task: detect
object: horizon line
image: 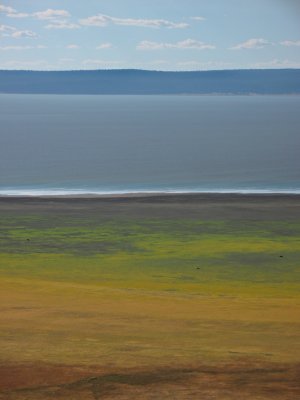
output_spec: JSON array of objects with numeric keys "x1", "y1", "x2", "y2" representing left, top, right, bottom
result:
[{"x1": 1, "y1": 67, "x2": 300, "y2": 73}]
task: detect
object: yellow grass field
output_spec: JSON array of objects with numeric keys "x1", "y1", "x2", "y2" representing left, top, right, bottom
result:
[{"x1": 0, "y1": 195, "x2": 299, "y2": 399}]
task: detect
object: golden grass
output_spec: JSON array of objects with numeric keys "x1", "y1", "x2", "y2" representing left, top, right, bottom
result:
[{"x1": 0, "y1": 202, "x2": 299, "y2": 399}]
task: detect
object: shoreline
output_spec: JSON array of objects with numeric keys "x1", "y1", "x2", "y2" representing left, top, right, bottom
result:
[
  {"x1": 1, "y1": 191, "x2": 300, "y2": 199},
  {"x1": 1, "y1": 192, "x2": 300, "y2": 205},
  {"x1": 2, "y1": 92, "x2": 300, "y2": 96}
]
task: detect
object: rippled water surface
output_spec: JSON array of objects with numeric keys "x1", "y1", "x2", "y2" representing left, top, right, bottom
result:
[{"x1": 0, "y1": 94, "x2": 299, "y2": 194}]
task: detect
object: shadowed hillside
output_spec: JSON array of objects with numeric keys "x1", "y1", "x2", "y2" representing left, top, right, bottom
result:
[{"x1": 0, "y1": 69, "x2": 300, "y2": 94}]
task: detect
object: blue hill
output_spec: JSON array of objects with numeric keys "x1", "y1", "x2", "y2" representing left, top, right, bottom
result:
[{"x1": 0, "y1": 69, "x2": 299, "y2": 94}]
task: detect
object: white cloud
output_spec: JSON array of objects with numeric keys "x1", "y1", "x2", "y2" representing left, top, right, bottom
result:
[
  {"x1": 0, "y1": 45, "x2": 45, "y2": 51},
  {"x1": 33, "y1": 9, "x2": 70, "y2": 20},
  {"x1": 112, "y1": 16, "x2": 188, "y2": 29},
  {"x1": 191, "y1": 16, "x2": 206, "y2": 21},
  {"x1": 80, "y1": 15, "x2": 107, "y2": 27},
  {"x1": 137, "y1": 41, "x2": 164, "y2": 50},
  {"x1": 96, "y1": 43, "x2": 113, "y2": 49},
  {"x1": 82, "y1": 59, "x2": 123, "y2": 69},
  {"x1": 66, "y1": 44, "x2": 80, "y2": 49},
  {"x1": 0, "y1": 25, "x2": 37, "y2": 39},
  {"x1": 11, "y1": 30, "x2": 37, "y2": 38},
  {"x1": 0, "y1": 3, "x2": 28, "y2": 17},
  {"x1": 80, "y1": 14, "x2": 188, "y2": 29},
  {"x1": 7, "y1": 12, "x2": 29, "y2": 18},
  {"x1": 251, "y1": 59, "x2": 300, "y2": 69},
  {"x1": 230, "y1": 38, "x2": 270, "y2": 50},
  {"x1": 1, "y1": 57, "x2": 121, "y2": 70},
  {"x1": 179, "y1": 59, "x2": 300, "y2": 70},
  {"x1": 127, "y1": 60, "x2": 169, "y2": 70},
  {"x1": 134, "y1": 59, "x2": 169, "y2": 69},
  {"x1": 0, "y1": 4, "x2": 16, "y2": 13},
  {"x1": 45, "y1": 20, "x2": 80, "y2": 29},
  {"x1": 137, "y1": 39, "x2": 215, "y2": 50},
  {"x1": 0, "y1": 45, "x2": 34, "y2": 51},
  {"x1": 280, "y1": 40, "x2": 300, "y2": 47},
  {"x1": 0, "y1": 59, "x2": 52, "y2": 70},
  {"x1": 177, "y1": 60, "x2": 234, "y2": 70},
  {"x1": 1, "y1": 5, "x2": 71, "y2": 21},
  {"x1": 1, "y1": 5, "x2": 75, "y2": 23},
  {"x1": 0, "y1": 24, "x2": 15, "y2": 32}
]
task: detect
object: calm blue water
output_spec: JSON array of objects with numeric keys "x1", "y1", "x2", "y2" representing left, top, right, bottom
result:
[{"x1": 0, "y1": 94, "x2": 299, "y2": 195}]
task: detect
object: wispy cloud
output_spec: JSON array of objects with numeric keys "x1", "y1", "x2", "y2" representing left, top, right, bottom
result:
[
  {"x1": 7, "y1": 12, "x2": 30, "y2": 18},
  {"x1": 45, "y1": 20, "x2": 80, "y2": 30},
  {"x1": 1, "y1": 4, "x2": 79, "y2": 30},
  {"x1": 137, "y1": 39, "x2": 215, "y2": 50},
  {"x1": 33, "y1": 9, "x2": 70, "y2": 20},
  {"x1": 0, "y1": 59, "x2": 51, "y2": 69},
  {"x1": 96, "y1": 43, "x2": 113, "y2": 49},
  {"x1": 11, "y1": 30, "x2": 37, "y2": 38},
  {"x1": 33, "y1": 9, "x2": 79, "y2": 29},
  {"x1": 0, "y1": 45, "x2": 33, "y2": 51},
  {"x1": 0, "y1": 24, "x2": 15, "y2": 32},
  {"x1": 80, "y1": 14, "x2": 188, "y2": 29},
  {"x1": 230, "y1": 38, "x2": 270, "y2": 50},
  {"x1": 190, "y1": 16, "x2": 206, "y2": 21},
  {"x1": 0, "y1": 3, "x2": 29, "y2": 18},
  {"x1": 0, "y1": 25, "x2": 37, "y2": 39},
  {"x1": 251, "y1": 59, "x2": 300, "y2": 68},
  {"x1": 177, "y1": 60, "x2": 233, "y2": 69},
  {"x1": 82, "y1": 59, "x2": 123, "y2": 69},
  {"x1": 280, "y1": 40, "x2": 300, "y2": 47},
  {"x1": 0, "y1": 4, "x2": 29, "y2": 18},
  {"x1": 0, "y1": 4, "x2": 16, "y2": 13},
  {"x1": 0, "y1": 45, "x2": 45, "y2": 51}
]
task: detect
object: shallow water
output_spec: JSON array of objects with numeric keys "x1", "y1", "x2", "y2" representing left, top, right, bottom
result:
[{"x1": 0, "y1": 94, "x2": 299, "y2": 194}]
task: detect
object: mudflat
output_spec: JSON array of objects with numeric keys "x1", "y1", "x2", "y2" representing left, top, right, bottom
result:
[{"x1": 0, "y1": 194, "x2": 299, "y2": 399}]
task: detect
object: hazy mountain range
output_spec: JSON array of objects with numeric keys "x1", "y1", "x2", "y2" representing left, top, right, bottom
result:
[{"x1": 0, "y1": 69, "x2": 300, "y2": 95}]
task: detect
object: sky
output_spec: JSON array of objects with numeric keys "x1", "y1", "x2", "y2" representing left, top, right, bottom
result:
[{"x1": 0, "y1": 0, "x2": 300, "y2": 71}]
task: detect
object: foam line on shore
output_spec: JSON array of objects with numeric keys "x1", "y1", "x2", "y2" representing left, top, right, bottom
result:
[{"x1": 1, "y1": 188, "x2": 300, "y2": 197}]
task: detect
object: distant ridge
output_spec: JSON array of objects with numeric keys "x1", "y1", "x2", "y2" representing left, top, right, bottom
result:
[{"x1": 0, "y1": 69, "x2": 300, "y2": 94}]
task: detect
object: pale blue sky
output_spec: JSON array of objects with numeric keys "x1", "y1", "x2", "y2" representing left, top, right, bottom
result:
[{"x1": 0, "y1": 0, "x2": 300, "y2": 70}]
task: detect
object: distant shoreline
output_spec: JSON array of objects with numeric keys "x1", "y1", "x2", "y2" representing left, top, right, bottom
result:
[
  {"x1": 1, "y1": 69, "x2": 299, "y2": 95},
  {"x1": 1, "y1": 192, "x2": 300, "y2": 200},
  {"x1": 1, "y1": 92, "x2": 300, "y2": 96}
]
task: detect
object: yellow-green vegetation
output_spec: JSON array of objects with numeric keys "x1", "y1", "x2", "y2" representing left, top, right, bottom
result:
[
  {"x1": 0, "y1": 197, "x2": 300, "y2": 381},
  {"x1": 1, "y1": 217, "x2": 299, "y2": 297}
]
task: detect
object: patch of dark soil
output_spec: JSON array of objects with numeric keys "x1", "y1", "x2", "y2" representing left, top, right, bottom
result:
[{"x1": 1, "y1": 361, "x2": 299, "y2": 400}]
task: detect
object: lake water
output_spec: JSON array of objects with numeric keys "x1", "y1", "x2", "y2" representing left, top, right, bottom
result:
[{"x1": 0, "y1": 94, "x2": 299, "y2": 195}]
